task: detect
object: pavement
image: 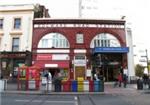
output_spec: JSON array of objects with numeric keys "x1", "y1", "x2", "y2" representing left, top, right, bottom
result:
[{"x1": 1, "y1": 82, "x2": 150, "y2": 95}]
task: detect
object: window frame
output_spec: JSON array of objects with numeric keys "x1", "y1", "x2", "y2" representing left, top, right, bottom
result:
[
  {"x1": 0, "y1": 18, "x2": 4, "y2": 30},
  {"x1": 12, "y1": 37, "x2": 20, "y2": 52},
  {"x1": 76, "y1": 33, "x2": 84, "y2": 44},
  {"x1": 38, "y1": 33, "x2": 70, "y2": 48},
  {"x1": 13, "y1": 17, "x2": 22, "y2": 30}
]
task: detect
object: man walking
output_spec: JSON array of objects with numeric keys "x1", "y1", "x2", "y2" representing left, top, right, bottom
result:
[{"x1": 123, "y1": 74, "x2": 128, "y2": 88}]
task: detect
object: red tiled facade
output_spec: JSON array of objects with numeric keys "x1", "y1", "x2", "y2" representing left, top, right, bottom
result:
[{"x1": 32, "y1": 19, "x2": 128, "y2": 81}]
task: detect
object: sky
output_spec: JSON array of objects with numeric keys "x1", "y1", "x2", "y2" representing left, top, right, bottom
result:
[{"x1": 1, "y1": 0, "x2": 150, "y2": 59}]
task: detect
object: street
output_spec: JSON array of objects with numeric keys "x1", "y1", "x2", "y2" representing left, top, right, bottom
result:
[{"x1": 1, "y1": 92, "x2": 150, "y2": 105}]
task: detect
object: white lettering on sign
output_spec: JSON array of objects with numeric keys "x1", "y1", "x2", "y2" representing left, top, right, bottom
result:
[
  {"x1": 36, "y1": 54, "x2": 52, "y2": 60},
  {"x1": 37, "y1": 49, "x2": 70, "y2": 53},
  {"x1": 36, "y1": 54, "x2": 69, "y2": 60},
  {"x1": 34, "y1": 24, "x2": 125, "y2": 29},
  {"x1": 74, "y1": 60, "x2": 86, "y2": 66},
  {"x1": 52, "y1": 54, "x2": 69, "y2": 60},
  {"x1": 45, "y1": 64, "x2": 58, "y2": 67}
]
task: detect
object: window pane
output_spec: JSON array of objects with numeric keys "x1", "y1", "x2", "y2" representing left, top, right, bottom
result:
[
  {"x1": 14, "y1": 18, "x2": 21, "y2": 29},
  {"x1": 76, "y1": 33, "x2": 84, "y2": 44},
  {"x1": 42, "y1": 39, "x2": 48, "y2": 47},
  {"x1": 12, "y1": 38, "x2": 19, "y2": 51},
  {"x1": 90, "y1": 33, "x2": 121, "y2": 48},
  {"x1": 38, "y1": 33, "x2": 70, "y2": 48},
  {"x1": 75, "y1": 55, "x2": 85, "y2": 60},
  {"x1": 0, "y1": 19, "x2": 3, "y2": 29}
]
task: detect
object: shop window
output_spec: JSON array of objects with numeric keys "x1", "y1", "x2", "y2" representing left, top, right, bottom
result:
[
  {"x1": 60, "y1": 69, "x2": 68, "y2": 80},
  {"x1": 12, "y1": 37, "x2": 19, "y2": 51},
  {"x1": 75, "y1": 55, "x2": 85, "y2": 60},
  {"x1": 19, "y1": 69, "x2": 26, "y2": 78},
  {"x1": 41, "y1": 39, "x2": 48, "y2": 48},
  {"x1": 0, "y1": 19, "x2": 3, "y2": 29},
  {"x1": 14, "y1": 18, "x2": 21, "y2": 29}
]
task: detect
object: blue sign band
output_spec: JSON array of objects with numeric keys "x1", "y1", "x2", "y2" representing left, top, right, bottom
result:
[{"x1": 93, "y1": 47, "x2": 129, "y2": 53}]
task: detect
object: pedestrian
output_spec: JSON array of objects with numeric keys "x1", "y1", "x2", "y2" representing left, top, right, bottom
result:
[
  {"x1": 48, "y1": 72, "x2": 52, "y2": 81},
  {"x1": 117, "y1": 73, "x2": 123, "y2": 87},
  {"x1": 123, "y1": 74, "x2": 128, "y2": 88},
  {"x1": 148, "y1": 76, "x2": 150, "y2": 89},
  {"x1": 143, "y1": 74, "x2": 148, "y2": 86},
  {"x1": 94, "y1": 69, "x2": 100, "y2": 81}
]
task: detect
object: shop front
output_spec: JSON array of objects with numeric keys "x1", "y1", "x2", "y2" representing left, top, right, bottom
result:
[
  {"x1": 73, "y1": 54, "x2": 87, "y2": 80},
  {"x1": 0, "y1": 51, "x2": 32, "y2": 79},
  {"x1": 92, "y1": 47, "x2": 129, "y2": 81},
  {"x1": 33, "y1": 53, "x2": 70, "y2": 80}
]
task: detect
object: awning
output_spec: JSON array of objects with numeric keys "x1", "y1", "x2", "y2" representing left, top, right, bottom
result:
[
  {"x1": 93, "y1": 47, "x2": 129, "y2": 53},
  {"x1": 33, "y1": 60, "x2": 69, "y2": 68}
]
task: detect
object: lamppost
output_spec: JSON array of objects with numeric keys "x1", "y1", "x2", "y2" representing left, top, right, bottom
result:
[
  {"x1": 0, "y1": 51, "x2": 1, "y2": 78},
  {"x1": 145, "y1": 49, "x2": 149, "y2": 74},
  {"x1": 141, "y1": 49, "x2": 149, "y2": 74}
]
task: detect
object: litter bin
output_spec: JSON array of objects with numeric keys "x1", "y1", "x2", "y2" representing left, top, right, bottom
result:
[
  {"x1": 62, "y1": 80, "x2": 71, "y2": 92},
  {"x1": 137, "y1": 78, "x2": 143, "y2": 90},
  {"x1": 28, "y1": 80, "x2": 36, "y2": 90},
  {"x1": 46, "y1": 81, "x2": 52, "y2": 92},
  {"x1": 89, "y1": 80, "x2": 94, "y2": 92},
  {"x1": 71, "y1": 80, "x2": 77, "y2": 92},
  {"x1": 54, "y1": 79, "x2": 61, "y2": 92},
  {"x1": 78, "y1": 80, "x2": 83, "y2": 92},
  {"x1": 41, "y1": 77, "x2": 47, "y2": 92},
  {"x1": 20, "y1": 80, "x2": 26, "y2": 90},
  {"x1": 94, "y1": 80, "x2": 100, "y2": 92},
  {"x1": 4, "y1": 79, "x2": 7, "y2": 90},
  {"x1": 84, "y1": 80, "x2": 89, "y2": 92}
]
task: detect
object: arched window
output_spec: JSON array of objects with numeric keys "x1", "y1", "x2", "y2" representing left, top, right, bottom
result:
[
  {"x1": 38, "y1": 33, "x2": 70, "y2": 48},
  {"x1": 90, "y1": 33, "x2": 121, "y2": 48}
]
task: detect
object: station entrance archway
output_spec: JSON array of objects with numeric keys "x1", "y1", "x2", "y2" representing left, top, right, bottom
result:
[{"x1": 92, "y1": 53, "x2": 123, "y2": 81}]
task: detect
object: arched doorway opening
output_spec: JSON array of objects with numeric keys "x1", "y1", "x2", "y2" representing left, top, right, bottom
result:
[
  {"x1": 36, "y1": 32, "x2": 70, "y2": 80},
  {"x1": 90, "y1": 33, "x2": 128, "y2": 81}
]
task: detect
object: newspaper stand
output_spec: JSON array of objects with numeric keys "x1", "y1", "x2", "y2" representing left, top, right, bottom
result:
[
  {"x1": 17, "y1": 66, "x2": 40, "y2": 90},
  {"x1": 28, "y1": 66, "x2": 40, "y2": 90}
]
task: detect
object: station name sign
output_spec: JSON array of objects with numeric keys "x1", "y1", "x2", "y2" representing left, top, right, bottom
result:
[
  {"x1": 34, "y1": 23, "x2": 125, "y2": 29},
  {"x1": 93, "y1": 47, "x2": 129, "y2": 53}
]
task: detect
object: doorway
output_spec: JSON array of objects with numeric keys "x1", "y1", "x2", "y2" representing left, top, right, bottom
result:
[
  {"x1": 75, "y1": 66, "x2": 85, "y2": 80},
  {"x1": 92, "y1": 53, "x2": 123, "y2": 81}
]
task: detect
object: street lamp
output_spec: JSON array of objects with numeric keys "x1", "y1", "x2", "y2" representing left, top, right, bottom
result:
[
  {"x1": 145, "y1": 49, "x2": 149, "y2": 74},
  {"x1": 141, "y1": 49, "x2": 149, "y2": 74}
]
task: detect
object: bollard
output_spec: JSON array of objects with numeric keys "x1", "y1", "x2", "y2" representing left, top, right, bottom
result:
[
  {"x1": 4, "y1": 79, "x2": 7, "y2": 90},
  {"x1": 54, "y1": 79, "x2": 61, "y2": 92},
  {"x1": 137, "y1": 78, "x2": 143, "y2": 90},
  {"x1": 0, "y1": 80, "x2": 4, "y2": 92},
  {"x1": 62, "y1": 80, "x2": 71, "y2": 92},
  {"x1": 84, "y1": 80, "x2": 89, "y2": 92},
  {"x1": 71, "y1": 80, "x2": 77, "y2": 92}
]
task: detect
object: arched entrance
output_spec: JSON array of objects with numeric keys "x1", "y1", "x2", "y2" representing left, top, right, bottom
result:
[
  {"x1": 90, "y1": 33, "x2": 128, "y2": 81},
  {"x1": 34, "y1": 32, "x2": 70, "y2": 80}
]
